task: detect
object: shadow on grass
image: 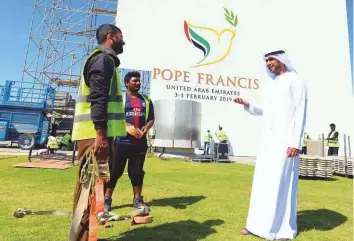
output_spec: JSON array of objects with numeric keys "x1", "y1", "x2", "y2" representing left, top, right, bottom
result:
[
  {"x1": 298, "y1": 209, "x2": 347, "y2": 233},
  {"x1": 299, "y1": 176, "x2": 339, "y2": 182},
  {"x1": 148, "y1": 195, "x2": 207, "y2": 209},
  {"x1": 112, "y1": 195, "x2": 207, "y2": 210},
  {"x1": 100, "y1": 219, "x2": 224, "y2": 241}
]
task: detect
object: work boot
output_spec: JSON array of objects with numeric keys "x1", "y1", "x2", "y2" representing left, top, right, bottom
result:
[
  {"x1": 133, "y1": 196, "x2": 149, "y2": 209},
  {"x1": 104, "y1": 196, "x2": 112, "y2": 212}
]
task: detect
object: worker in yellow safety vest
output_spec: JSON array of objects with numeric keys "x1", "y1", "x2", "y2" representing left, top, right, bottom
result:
[
  {"x1": 60, "y1": 133, "x2": 72, "y2": 146},
  {"x1": 300, "y1": 132, "x2": 310, "y2": 155},
  {"x1": 326, "y1": 123, "x2": 339, "y2": 156},
  {"x1": 69, "y1": 24, "x2": 126, "y2": 241},
  {"x1": 46, "y1": 135, "x2": 59, "y2": 153},
  {"x1": 216, "y1": 125, "x2": 228, "y2": 144},
  {"x1": 203, "y1": 130, "x2": 212, "y2": 155}
]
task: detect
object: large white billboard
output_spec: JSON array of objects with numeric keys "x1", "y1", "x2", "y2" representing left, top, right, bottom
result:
[{"x1": 116, "y1": 0, "x2": 353, "y2": 156}]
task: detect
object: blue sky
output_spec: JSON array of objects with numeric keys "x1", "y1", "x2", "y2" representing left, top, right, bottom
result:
[
  {"x1": 0, "y1": 1, "x2": 352, "y2": 87},
  {"x1": 0, "y1": 1, "x2": 33, "y2": 84}
]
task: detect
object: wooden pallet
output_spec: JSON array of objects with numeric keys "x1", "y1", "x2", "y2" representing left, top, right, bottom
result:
[{"x1": 299, "y1": 156, "x2": 333, "y2": 179}]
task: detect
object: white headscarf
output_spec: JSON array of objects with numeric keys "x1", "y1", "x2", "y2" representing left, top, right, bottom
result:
[{"x1": 263, "y1": 51, "x2": 297, "y2": 79}]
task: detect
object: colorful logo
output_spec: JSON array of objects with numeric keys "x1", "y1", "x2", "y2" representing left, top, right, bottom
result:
[{"x1": 184, "y1": 8, "x2": 238, "y2": 68}]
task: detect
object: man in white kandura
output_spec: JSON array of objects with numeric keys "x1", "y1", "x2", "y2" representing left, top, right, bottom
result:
[{"x1": 234, "y1": 50, "x2": 308, "y2": 240}]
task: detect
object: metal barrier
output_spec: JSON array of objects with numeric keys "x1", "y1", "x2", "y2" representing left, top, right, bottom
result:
[{"x1": 213, "y1": 142, "x2": 230, "y2": 163}]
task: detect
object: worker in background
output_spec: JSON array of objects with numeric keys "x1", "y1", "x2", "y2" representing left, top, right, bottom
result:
[
  {"x1": 59, "y1": 132, "x2": 72, "y2": 148},
  {"x1": 104, "y1": 71, "x2": 155, "y2": 212},
  {"x1": 300, "y1": 132, "x2": 310, "y2": 155},
  {"x1": 216, "y1": 125, "x2": 228, "y2": 143},
  {"x1": 326, "y1": 123, "x2": 339, "y2": 156},
  {"x1": 46, "y1": 135, "x2": 59, "y2": 154},
  {"x1": 70, "y1": 24, "x2": 126, "y2": 241},
  {"x1": 203, "y1": 130, "x2": 212, "y2": 155}
]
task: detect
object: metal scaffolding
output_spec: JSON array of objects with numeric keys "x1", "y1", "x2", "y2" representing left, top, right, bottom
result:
[
  {"x1": 21, "y1": 0, "x2": 118, "y2": 100},
  {"x1": 21, "y1": 0, "x2": 152, "y2": 115}
]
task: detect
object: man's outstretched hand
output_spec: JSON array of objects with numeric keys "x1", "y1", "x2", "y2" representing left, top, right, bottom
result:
[
  {"x1": 94, "y1": 129, "x2": 109, "y2": 160},
  {"x1": 287, "y1": 147, "x2": 299, "y2": 157},
  {"x1": 233, "y1": 97, "x2": 249, "y2": 107}
]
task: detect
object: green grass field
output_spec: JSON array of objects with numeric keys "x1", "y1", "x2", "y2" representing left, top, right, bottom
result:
[{"x1": 0, "y1": 155, "x2": 352, "y2": 241}]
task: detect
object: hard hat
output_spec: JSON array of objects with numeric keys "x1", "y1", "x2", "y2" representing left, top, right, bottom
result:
[{"x1": 126, "y1": 123, "x2": 143, "y2": 139}]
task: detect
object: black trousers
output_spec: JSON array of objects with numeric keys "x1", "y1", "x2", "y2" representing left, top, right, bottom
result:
[
  {"x1": 106, "y1": 142, "x2": 148, "y2": 188},
  {"x1": 301, "y1": 146, "x2": 307, "y2": 155},
  {"x1": 328, "y1": 147, "x2": 339, "y2": 156}
]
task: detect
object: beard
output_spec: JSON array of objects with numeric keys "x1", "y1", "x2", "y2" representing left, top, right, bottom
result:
[{"x1": 113, "y1": 44, "x2": 124, "y2": 55}]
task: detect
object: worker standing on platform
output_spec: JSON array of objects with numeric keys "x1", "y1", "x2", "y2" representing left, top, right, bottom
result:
[
  {"x1": 300, "y1": 132, "x2": 310, "y2": 155},
  {"x1": 326, "y1": 123, "x2": 339, "y2": 156},
  {"x1": 104, "y1": 71, "x2": 155, "y2": 212},
  {"x1": 70, "y1": 24, "x2": 126, "y2": 241},
  {"x1": 203, "y1": 130, "x2": 212, "y2": 155},
  {"x1": 216, "y1": 125, "x2": 228, "y2": 143}
]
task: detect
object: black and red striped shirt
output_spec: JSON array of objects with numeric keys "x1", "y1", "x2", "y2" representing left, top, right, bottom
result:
[{"x1": 117, "y1": 93, "x2": 154, "y2": 145}]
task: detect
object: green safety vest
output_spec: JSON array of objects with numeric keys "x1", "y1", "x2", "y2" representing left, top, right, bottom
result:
[
  {"x1": 72, "y1": 48, "x2": 126, "y2": 141},
  {"x1": 302, "y1": 133, "x2": 309, "y2": 147},
  {"x1": 217, "y1": 130, "x2": 227, "y2": 142},
  {"x1": 204, "y1": 133, "x2": 211, "y2": 142},
  {"x1": 122, "y1": 93, "x2": 150, "y2": 123},
  {"x1": 60, "y1": 134, "x2": 72, "y2": 145},
  {"x1": 56, "y1": 136, "x2": 62, "y2": 143},
  {"x1": 327, "y1": 131, "x2": 339, "y2": 147}
]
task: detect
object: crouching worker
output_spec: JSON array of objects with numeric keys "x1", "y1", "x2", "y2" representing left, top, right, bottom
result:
[
  {"x1": 104, "y1": 71, "x2": 155, "y2": 214},
  {"x1": 69, "y1": 24, "x2": 126, "y2": 241},
  {"x1": 46, "y1": 135, "x2": 59, "y2": 154}
]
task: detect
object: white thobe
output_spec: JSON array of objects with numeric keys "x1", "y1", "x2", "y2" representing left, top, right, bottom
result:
[{"x1": 244, "y1": 71, "x2": 308, "y2": 240}]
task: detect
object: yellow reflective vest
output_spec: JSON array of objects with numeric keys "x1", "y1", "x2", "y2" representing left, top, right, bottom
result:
[
  {"x1": 327, "y1": 131, "x2": 339, "y2": 147},
  {"x1": 72, "y1": 48, "x2": 126, "y2": 141},
  {"x1": 302, "y1": 132, "x2": 309, "y2": 147},
  {"x1": 216, "y1": 130, "x2": 227, "y2": 142},
  {"x1": 47, "y1": 136, "x2": 59, "y2": 149},
  {"x1": 204, "y1": 133, "x2": 212, "y2": 142},
  {"x1": 60, "y1": 134, "x2": 72, "y2": 145}
]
